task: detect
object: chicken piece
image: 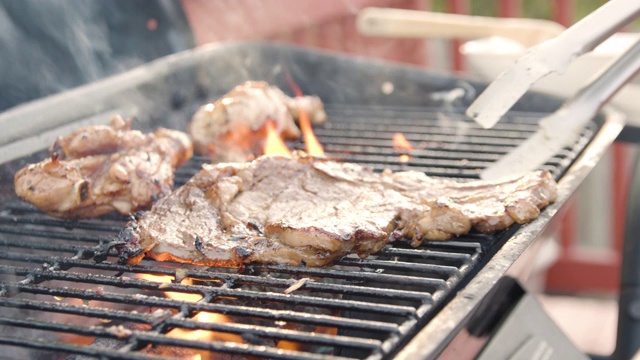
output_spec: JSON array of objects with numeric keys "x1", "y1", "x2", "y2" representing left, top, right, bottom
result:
[
  {"x1": 188, "y1": 81, "x2": 327, "y2": 162},
  {"x1": 119, "y1": 153, "x2": 557, "y2": 267},
  {"x1": 14, "y1": 116, "x2": 193, "y2": 218}
]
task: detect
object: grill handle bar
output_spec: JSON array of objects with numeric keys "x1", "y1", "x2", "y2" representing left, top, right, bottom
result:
[{"x1": 615, "y1": 151, "x2": 640, "y2": 360}]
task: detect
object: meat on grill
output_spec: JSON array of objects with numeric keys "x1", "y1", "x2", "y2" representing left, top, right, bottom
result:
[
  {"x1": 188, "y1": 81, "x2": 327, "y2": 162},
  {"x1": 119, "y1": 153, "x2": 557, "y2": 267},
  {"x1": 14, "y1": 116, "x2": 193, "y2": 219}
]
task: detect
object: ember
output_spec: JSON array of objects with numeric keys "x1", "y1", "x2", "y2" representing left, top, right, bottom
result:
[
  {"x1": 137, "y1": 274, "x2": 242, "y2": 359},
  {"x1": 392, "y1": 132, "x2": 413, "y2": 162}
]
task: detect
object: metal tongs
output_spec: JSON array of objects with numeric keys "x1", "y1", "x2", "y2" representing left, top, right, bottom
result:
[
  {"x1": 467, "y1": 0, "x2": 640, "y2": 180},
  {"x1": 467, "y1": 0, "x2": 640, "y2": 129},
  {"x1": 481, "y1": 37, "x2": 640, "y2": 180}
]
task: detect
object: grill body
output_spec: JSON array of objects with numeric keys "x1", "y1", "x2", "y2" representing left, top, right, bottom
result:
[{"x1": 0, "y1": 43, "x2": 624, "y2": 359}]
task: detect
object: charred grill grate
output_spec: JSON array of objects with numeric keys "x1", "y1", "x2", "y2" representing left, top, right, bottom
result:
[{"x1": 0, "y1": 103, "x2": 595, "y2": 360}]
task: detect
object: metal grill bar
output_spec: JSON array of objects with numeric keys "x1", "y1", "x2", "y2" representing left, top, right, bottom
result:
[
  {"x1": 337, "y1": 258, "x2": 462, "y2": 278},
  {"x1": 320, "y1": 145, "x2": 500, "y2": 162},
  {"x1": 312, "y1": 105, "x2": 595, "y2": 179},
  {"x1": 162, "y1": 318, "x2": 383, "y2": 349},
  {"x1": 0, "y1": 337, "x2": 168, "y2": 360},
  {"x1": 0, "y1": 251, "x2": 448, "y2": 292},
  {"x1": 0, "y1": 297, "x2": 167, "y2": 324},
  {"x1": 0, "y1": 239, "x2": 86, "y2": 254},
  {"x1": 248, "y1": 265, "x2": 449, "y2": 289},
  {"x1": 2, "y1": 267, "x2": 422, "y2": 316},
  {"x1": 0, "y1": 226, "x2": 108, "y2": 243},
  {"x1": 321, "y1": 116, "x2": 539, "y2": 133},
  {"x1": 315, "y1": 129, "x2": 526, "y2": 148},
  {"x1": 0, "y1": 330, "x2": 357, "y2": 360},
  {"x1": 0, "y1": 300, "x2": 388, "y2": 354},
  {"x1": 3, "y1": 283, "x2": 402, "y2": 333},
  {"x1": 2, "y1": 203, "x2": 129, "y2": 225},
  {"x1": 0, "y1": 217, "x2": 123, "y2": 232},
  {"x1": 0, "y1": 250, "x2": 445, "y2": 301},
  {"x1": 1, "y1": 315, "x2": 383, "y2": 351},
  {"x1": 379, "y1": 247, "x2": 473, "y2": 262}
]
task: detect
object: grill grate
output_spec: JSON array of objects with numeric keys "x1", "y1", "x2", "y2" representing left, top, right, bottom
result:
[{"x1": 0, "y1": 104, "x2": 595, "y2": 359}]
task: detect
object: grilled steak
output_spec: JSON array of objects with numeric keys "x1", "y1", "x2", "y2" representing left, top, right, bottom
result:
[
  {"x1": 14, "y1": 116, "x2": 193, "y2": 218},
  {"x1": 119, "y1": 153, "x2": 557, "y2": 267},
  {"x1": 188, "y1": 81, "x2": 327, "y2": 162}
]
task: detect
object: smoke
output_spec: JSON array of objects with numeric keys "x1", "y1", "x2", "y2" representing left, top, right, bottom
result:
[{"x1": 0, "y1": 0, "x2": 194, "y2": 112}]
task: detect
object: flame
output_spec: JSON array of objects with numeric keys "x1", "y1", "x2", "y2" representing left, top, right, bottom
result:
[
  {"x1": 54, "y1": 297, "x2": 98, "y2": 345},
  {"x1": 277, "y1": 324, "x2": 337, "y2": 351},
  {"x1": 263, "y1": 120, "x2": 292, "y2": 157},
  {"x1": 137, "y1": 274, "x2": 242, "y2": 359},
  {"x1": 298, "y1": 109, "x2": 325, "y2": 157},
  {"x1": 263, "y1": 111, "x2": 325, "y2": 158},
  {"x1": 135, "y1": 273, "x2": 341, "y2": 356},
  {"x1": 285, "y1": 72, "x2": 325, "y2": 157},
  {"x1": 392, "y1": 132, "x2": 413, "y2": 163}
]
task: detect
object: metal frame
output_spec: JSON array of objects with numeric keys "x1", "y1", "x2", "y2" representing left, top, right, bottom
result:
[{"x1": 397, "y1": 110, "x2": 625, "y2": 359}]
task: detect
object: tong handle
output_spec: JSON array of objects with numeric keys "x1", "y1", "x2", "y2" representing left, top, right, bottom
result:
[
  {"x1": 553, "y1": 0, "x2": 640, "y2": 55},
  {"x1": 466, "y1": 0, "x2": 640, "y2": 129},
  {"x1": 534, "y1": 0, "x2": 640, "y2": 75},
  {"x1": 480, "y1": 37, "x2": 640, "y2": 180},
  {"x1": 540, "y1": 37, "x2": 640, "y2": 133}
]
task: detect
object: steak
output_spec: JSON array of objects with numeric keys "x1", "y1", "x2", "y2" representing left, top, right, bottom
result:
[
  {"x1": 188, "y1": 81, "x2": 327, "y2": 162},
  {"x1": 119, "y1": 153, "x2": 557, "y2": 267},
  {"x1": 14, "y1": 116, "x2": 193, "y2": 218}
]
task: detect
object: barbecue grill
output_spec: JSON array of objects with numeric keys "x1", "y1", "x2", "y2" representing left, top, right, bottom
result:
[{"x1": 0, "y1": 42, "x2": 625, "y2": 359}]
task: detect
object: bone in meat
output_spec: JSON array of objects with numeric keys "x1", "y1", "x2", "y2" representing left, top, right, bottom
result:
[{"x1": 119, "y1": 153, "x2": 557, "y2": 267}]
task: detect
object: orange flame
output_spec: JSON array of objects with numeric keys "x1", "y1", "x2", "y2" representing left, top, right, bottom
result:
[
  {"x1": 392, "y1": 132, "x2": 413, "y2": 163},
  {"x1": 277, "y1": 324, "x2": 337, "y2": 351},
  {"x1": 263, "y1": 120, "x2": 292, "y2": 157},
  {"x1": 137, "y1": 274, "x2": 242, "y2": 359},
  {"x1": 298, "y1": 109, "x2": 325, "y2": 157},
  {"x1": 285, "y1": 72, "x2": 325, "y2": 157}
]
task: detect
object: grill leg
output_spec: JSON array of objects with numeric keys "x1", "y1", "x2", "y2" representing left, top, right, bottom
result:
[{"x1": 614, "y1": 148, "x2": 640, "y2": 360}]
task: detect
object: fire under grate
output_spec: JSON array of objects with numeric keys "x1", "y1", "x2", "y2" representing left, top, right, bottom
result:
[{"x1": 0, "y1": 104, "x2": 596, "y2": 360}]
